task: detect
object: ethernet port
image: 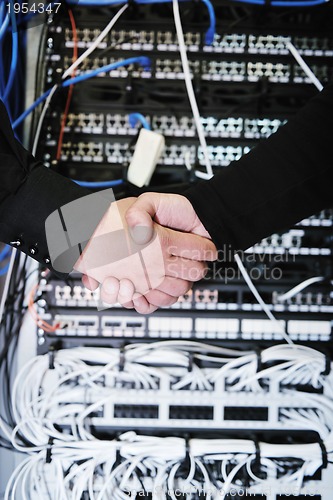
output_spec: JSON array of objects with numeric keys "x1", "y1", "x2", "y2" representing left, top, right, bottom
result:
[
  {"x1": 218, "y1": 291, "x2": 238, "y2": 304},
  {"x1": 114, "y1": 404, "x2": 159, "y2": 419},
  {"x1": 224, "y1": 406, "x2": 268, "y2": 421},
  {"x1": 169, "y1": 405, "x2": 213, "y2": 420}
]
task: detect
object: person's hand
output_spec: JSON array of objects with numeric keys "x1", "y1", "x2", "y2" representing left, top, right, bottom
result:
[
  {"x1": 75, "y1": 196, "x2": 217, "y2": 313},
  {"x1": 126, "y1": 192, "x2": 211, "y2": 240},
  {"x1": 96, "y1": 193, "x2": 216, "y2": 312}
]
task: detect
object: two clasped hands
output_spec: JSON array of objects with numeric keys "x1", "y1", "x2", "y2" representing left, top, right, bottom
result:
[{"x1": 74, "y1": 193, "x2": 218, "y2": 314}]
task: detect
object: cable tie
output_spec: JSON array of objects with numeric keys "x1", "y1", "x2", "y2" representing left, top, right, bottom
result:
[
  {"x1": 115, "y1": 433, "x2": 123, "y2": 465},
  {"x1": 252, "y1": 437, "x2": 261, "y2": 471},
  {"x1": 185, "y1": 435, "x2": 190, "y2": 457},
  {"x1": 46, "y1": 437, "x2": 54, "y2": 464},
  {"x1": 255, "y1": 440, "x2": 261, "y2": 466},
  {"x1": 255, "y1": 348, "x2": 262, "y2": 373},
  {"x1": 321, "y1": 351, "x2": 331, "y2": 377},
  {"x1": 318, "y1": 439, "x2": 328, "y2": 470},
  {"x1": 115, "y1": 447, "x2": 122, "y2": 464},
  {"x1": 118, "y1": 345, "x2": 126, "y2": 372},
  {"x1": 48, "y1": 347, "x2": 55, "y2": 370},
  {"x1": 188, "y1": 352, "x2": 194, "y2": 372},
  {"x1": 182, "y1": 434, "x2": 191, "y2": 470}
]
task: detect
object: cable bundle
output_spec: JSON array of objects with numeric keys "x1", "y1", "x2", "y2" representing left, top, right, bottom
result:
[
  {"x1": 2, "y1": 342, "x2": 333, "y2": 497},
  {"x1": 12, "y1": 341, "x2": 333, "y2": 397},
  {"x1": 4, "y1": 430, "x2": 333, "y2": 499},
  {"x1": 5, "y1": 342, "x2": 333, "y2": 446}
]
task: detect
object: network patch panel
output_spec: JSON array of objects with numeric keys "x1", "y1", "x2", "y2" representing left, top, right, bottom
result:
[
  {"x1": 57, "y1": 25, "x2": 333, "y2": 58},
  {"x1": 44, "y1": 135, "x2": 252, "y2": 169},
  {"x1": 249, "y1": 227, "x2": 332, "y2": 256},
  {"x1": 51, "y1": 112, "x2": 284, "y2": 139},
  {"x1": 43, "y1": 130, "x2": 333, "y2": 190},
  {"x1": 43, "y1": 110, "x2": 286, "y2": 167},
  {"x1": 19, "y1": 343, "x2": 333, "y2": 432},
  {"x1": 60, "y1": 22, "x2": 333, "y2": 56},
  {"x1": 48, "y1": 49, "x2": 333, "y2": 85},
  {"x1": 39, "y1": 367, "x2": 333, "y2": 432},
  {"x1": 298, "y1": 209, "x2": 333, "y2": 228},
  {"x1": 35, "y1": 275, "x2": 333, "y2": 347},
  {"x1": 35, "y1": 313, "x2": 332, "y2": 345},
  {"x1": 211, "y1": 33, "x2": 333, "y2": 57}
]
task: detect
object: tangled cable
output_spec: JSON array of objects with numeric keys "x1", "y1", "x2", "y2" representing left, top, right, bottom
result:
[{"x1": 4, "y1": 430, "x2": 333, "y2": 499}]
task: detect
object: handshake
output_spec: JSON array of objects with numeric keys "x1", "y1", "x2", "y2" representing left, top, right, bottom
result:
[{"x1": 73, "y1": 193, "x2": 217, "y2": 314}]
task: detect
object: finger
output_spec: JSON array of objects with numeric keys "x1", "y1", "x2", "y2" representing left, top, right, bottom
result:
[
  {"x1": 82, "y1": 274, "x2": 99, "y2": 291},
  {"x1": 121, "y1": 300, "x2": 135, "y2": 309},
  {"x1": 100, "y1": 277, "x2": 120, "y2": 304},
  {"x1": 132, "y1": 294, "x2": 158, "y2": 315},
  {"x1": 101, "y1": 278, "x2": 136, "y2": 307},
  {"x1": 118, "y1": 279, "x2": 136, "y2": 305},
  {"x1": 165, "y1": 255, "x2": 209, "y2": 282},
  {"x1": 126, "y1": 192, "x2": 194, "y2": 231},
  {"x1": 125, "y1": 193, "x2": 157, "y2": 227},
  {"x1": 144, "y1": 289, "x2": 178, "y2": 308},
  {"x1": 125, "y1": 193, "x2": 156, "y2": 244},
  {"x1": 164, "y1": 227, "x2": 217, "y2": 262},
  {"x1": 155, "y1": 276, "x2": 192, "y2": 298}
]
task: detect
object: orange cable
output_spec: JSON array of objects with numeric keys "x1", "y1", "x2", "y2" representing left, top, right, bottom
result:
[
  {"x1": 28, "y1": 283, "x2": 60, "y2": 333},
  {"x1": 56, "y1": 8, "x2": 78, "y2": 161}
]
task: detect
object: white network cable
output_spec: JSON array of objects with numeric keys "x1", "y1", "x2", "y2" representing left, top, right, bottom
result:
[
  {"x1": 8, "y1": 342, "x2": 333, "y2": 451},
  {"x1": 277, "y1": 275, "x2": 325, "y2": 302},
  {"x1": 235, "y1": 254, "x2": 294, "y2": 345},
  {"x1": 62, "y1": 4, "x2": 128, "y2": 79},
  {"x1": 172, "y1": 0, "x2": 213, "y2": 179},
  {"x1": 4, "y1": 431, "x2": 332, "y2": 500},
  {"x1": 32, "y1": 4, "x2": 128, "y2": 154},
  {"x1": 5, "y1": 341, "x2": 333, "y2": 500},
  {"x1": 287, "y1": 41, "x2": 324, "y2": 91},
  {"x1": 31, "y1": 84, "x2": 58, "y2": 156}
]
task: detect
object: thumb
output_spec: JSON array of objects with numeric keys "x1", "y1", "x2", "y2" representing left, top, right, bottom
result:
[
  {"x1": 125, "y1": 193, "x2": 159, "y2": 244},
  {"x1": 165, "y1": 227, "x2": 217, "y2": 262}
]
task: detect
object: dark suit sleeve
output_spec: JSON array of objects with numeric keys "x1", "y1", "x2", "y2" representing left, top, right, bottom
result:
[
  {"x1": 0, "y1": 100, "x2": 107, "y2": 276},
  {"x1": 184, "y1": 83, "x2": 333, "y2": 253}
]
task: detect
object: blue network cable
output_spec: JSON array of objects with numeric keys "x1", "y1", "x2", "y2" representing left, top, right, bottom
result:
[
  {"x1": 0, "y1": 245, "x2": 11, "y2": 277},
  {"x1": 72, "y1": 179, "x2": 124, "y2": 188},
  {"x1": 12, "y1": 88, "x2": 52, "y2": 130},
  {"x1": 12, "y1": 56, "x2": 151, "y2": 129},
  {"x1": 201, "y1": 0, "x2": 215, "y2": 45},
  {"x1": 0, "y1": 264, "x2": 10, "y2": 277},
  {"x1": 66, "y1": 0, "x2": 216, "y2": 45},
  {"x1": 0, "y1": 11, "x2": 10, "y2": 41},
  {"x1": 128, "y1": 113, "x2": 151, "y2": 130},
  {"x1": 0, "y1": 245, "x2": 11, "y2": 261},
  {"x1": 3, "y1": 0, "x2": 19, "y2": 103},
  {"x1": 0, "y1": 5, "x2": 9, "y2": 96},
  {"x1": 63, "y1": 56, "x2": 150, "y2": 88}
]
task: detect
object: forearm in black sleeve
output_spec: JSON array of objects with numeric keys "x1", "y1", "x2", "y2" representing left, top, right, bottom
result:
[
  {"x1": 0, "y1": 101, "x2": 109, "y2": 276},
  {"x1": 184, "y1": 83, "x2": 333, "y2": 253}
]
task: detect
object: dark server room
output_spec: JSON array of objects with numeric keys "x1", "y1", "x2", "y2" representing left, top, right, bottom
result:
[{"x1": 0, "y1": 0, "x2": 333, "y2": 498}]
